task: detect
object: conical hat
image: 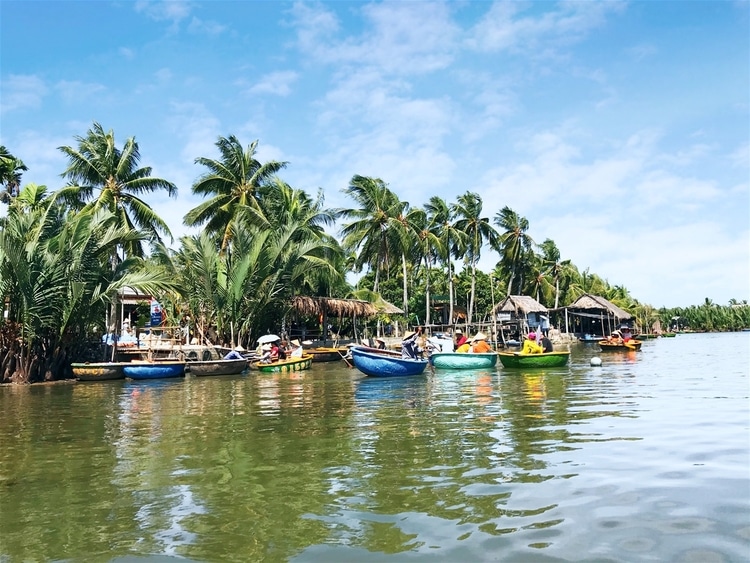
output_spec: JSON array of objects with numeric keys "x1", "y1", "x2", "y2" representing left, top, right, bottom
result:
[{"x1": 471, "y1": 332, "x2": 487, "y2": 341}]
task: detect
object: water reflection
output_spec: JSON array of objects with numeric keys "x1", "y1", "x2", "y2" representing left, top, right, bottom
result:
[{"x1": 1, "y1": 334, "x2": 748, "y2": 561}]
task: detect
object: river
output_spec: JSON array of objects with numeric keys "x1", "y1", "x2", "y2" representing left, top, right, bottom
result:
[{"x1": 0, "y1": 332, "x2": 748, "y2": 562}]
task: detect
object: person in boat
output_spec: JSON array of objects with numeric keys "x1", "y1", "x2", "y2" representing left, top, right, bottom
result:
[
  {"x1": 608, "y1": 330, "x2": 623, "y2": 344},
  {"x1": 224, "y1": 346, "x2": 245, "y2": 360},
  {"x1": 620, "y1": 327, "x2": 633, "y2": 342},
  {"x1": 401, "y1": 326, "x2": 423, "y2": 360},
  {"x1": 521, "y1": 332, "x2": 544, "y2": 354},
  {"x1": 259, "y1": 344, "x2": 273, "y2": 363},
  {"x1": 455, "y1": 329, "x2": 468, "y2": 348},
  {"x1": 375, "y1": 337, "x2": 387, "y2": 350},
  {"x1": 271, "y1": 342, "x2": 286, "y2": 362},
  {"x1": 539, "y1": 334, "x2": 554, "y2": 353},
  {"x1": 289, "y1": 339, "x2": 304, "y2": 358},
  {"x1": 470, "y1": 332, "x2": 492, "y2": 353},
  {"x1": 277, "y1": 341, "x2": 288, "y2": 360}
]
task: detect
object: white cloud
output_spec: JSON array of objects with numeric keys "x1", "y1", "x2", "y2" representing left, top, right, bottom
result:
[
  {"x1": 0, "y1": 74, "x2": 47, "y2": 114},
  {"x1": 468, "y1": 0, "x2": 626, "y2": 54},
  {"x1": 290, "y1": 1, "x2": 458, "y2": 74},
  {"x1": 247, "y1": 71, "x2": 299, "y2": 96},
  {"x1": 134, "y1": 0, "x2": 192, "y2": 24},
  {"x1": 55, "y1": 80, "x2": 107, "y2": 105}
]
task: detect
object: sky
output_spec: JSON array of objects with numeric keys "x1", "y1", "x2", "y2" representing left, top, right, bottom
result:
[{"x1": 1, "y1": 0, "x2": 748, "y2": 309}]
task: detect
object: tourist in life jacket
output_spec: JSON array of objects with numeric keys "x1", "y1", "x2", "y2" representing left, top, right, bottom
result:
[{"x1": 521, "y1": 332, "x2": 544, "y2": 354}]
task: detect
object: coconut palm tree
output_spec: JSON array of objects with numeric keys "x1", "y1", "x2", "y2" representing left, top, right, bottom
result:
[
  {"x1": 184, "y1": 136, "x2": 287, "y2": 252},
  {"x1": 494, "y1": 206, "x2": 534, "y2": 296},
  {"x1": 338, "y1": 175, "x2": 405, "y2": 294},
  {"x1": 0, "y1": 145, "x2": 28, "y2": 203},
  {"x1": 411, "y1": 207, "x2": 443, "y2": 326},
  {"x1": 56, "y1": 122, "x2": 177, "y2": 258},
  {"x1": 424, "y1": 196, "x2": 466, "y2": 326},
  {"x1": 451, "y1": 192, "x2": 498, "y2": 326},
  {"x1": 538, "y1": 238, "x2": 573, "y2": 309}
]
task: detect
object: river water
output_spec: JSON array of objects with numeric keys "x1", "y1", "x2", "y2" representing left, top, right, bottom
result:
[{"x1": 0, "y1": 333, "x2": 748, "y2": 562}]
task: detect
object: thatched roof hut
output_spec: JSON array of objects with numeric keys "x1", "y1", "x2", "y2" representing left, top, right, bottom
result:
[
  {"x1": 290, "y1": 296, "x2": 379, "y2": 317},
  {"x1": 375, "y1": 298, "x2": 404, "y2": 315},
  {"x1": 566, "y1": 294, "x2": 632, "y2": 320},
  {"x1": 557, "y1": 293, "x2": 633, "y2": 336},
  {"x1": 493, "y1": 295, "x2": 548, "y2": 315}
]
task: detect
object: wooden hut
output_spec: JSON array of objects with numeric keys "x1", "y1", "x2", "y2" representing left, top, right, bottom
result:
[
  {"x1": 559, "y1": 293, "x2": 633, "y2": 337},
  {"x1": 493, "y1": 295, "x2": 549, "y2": 339}
]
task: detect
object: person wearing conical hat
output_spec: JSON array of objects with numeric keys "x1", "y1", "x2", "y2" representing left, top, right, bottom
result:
[
  {"x1": 401, "y1": 326, "x2": 422, "y2": 359},
  {"x1": 289, "y1": 338, "x2": 303, "y2": 357},
  {"x1": 470, "y1": 332, "x2": 492, "y2": 353}
]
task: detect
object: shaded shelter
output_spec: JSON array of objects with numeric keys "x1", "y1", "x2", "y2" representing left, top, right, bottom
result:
[
  {"x1": 558, "y1": 293, "x2": 633, "y2": 337},
  {"x1": 290, "y1": 296, "x2": 380, "y2": 343},
  {"x1": 493, "y1": 295, "x2": 548, "y2": 342}
]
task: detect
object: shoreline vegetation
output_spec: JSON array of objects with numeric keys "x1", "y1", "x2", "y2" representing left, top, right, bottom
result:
[{"x1": 1, "y1": 129, "x2": 748, "y2": 383}]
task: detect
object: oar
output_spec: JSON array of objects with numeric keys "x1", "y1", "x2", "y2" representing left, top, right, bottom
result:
[{"x1": 338, "y1": 349, "x2": 354, "y2": 368}]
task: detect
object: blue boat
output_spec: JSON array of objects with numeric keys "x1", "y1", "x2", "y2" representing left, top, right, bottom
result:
[
  {"x1": 122, "y1": 361, "x2": 186, "y2": 380},
  {"x1": 349, "y1": 345, "x2": 428, "y2": 377}
]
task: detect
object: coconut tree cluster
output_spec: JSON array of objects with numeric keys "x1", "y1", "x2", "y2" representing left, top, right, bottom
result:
[{"x1": 1, "y1": 125, "x2": 747, "y2": 382}]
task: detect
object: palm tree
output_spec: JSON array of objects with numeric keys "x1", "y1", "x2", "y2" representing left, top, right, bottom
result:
[
  {"x1": 452, "y1": 192, "x2": 498, "y2": 326},
  {"x1": 425, "y1": 196, "x2": 466, "y2": 326},
  {"x1": 538, "y1": 238, "x2": 573, "y2": 309},
  {"x1": 0, "y1": 145, "x2": 28, "y2": 203},
  {"x1": 494, "y1": 206, "x2": 534, "y2": 296},
  {"x1": 184, "y1": 136, "x2": 287, "y2": 252},
  {"x1": 412, "y1": 207, "x2": 442, "y2": 326},
  {"x1": 338, "y1": 175, "x2": 405, "y2": 294},
  {"x1": 56, "y1": 122, "x2": 177, "y2": 258},
  {"x1": 0, "y1": 186, "x2": 181, "y2": 381}
]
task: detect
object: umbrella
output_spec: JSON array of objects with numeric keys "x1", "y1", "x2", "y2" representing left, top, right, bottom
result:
[{"x1": 257, "y1": 334, "x2": 280, "y2": 344}]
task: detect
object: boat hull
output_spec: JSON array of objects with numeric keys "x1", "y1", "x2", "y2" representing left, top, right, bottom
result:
[
  {"x1": 350, "y1": 346, "x2": 428, "y2": 377},
  {"x1": 430, "y1": 352, "x2": 498, "y2": 370},
  {"x1": 187, "y1": 358, "x2": 248, "y2": 376},
  {"x1": 122, "y1": 361, "x2": 186, "y2": 380},
  {"x1": 498, "y1": 351, "x2": 570, "y2": 368},
  {"x1": 599, "y1": 340, "x2": 642, "y2": 352},
  {"x1": 255, "y1": 355, "x2": 313, "y2": 373},
  {"x1": 71, "y1": 362, "x2": 127, "y2": 381}
]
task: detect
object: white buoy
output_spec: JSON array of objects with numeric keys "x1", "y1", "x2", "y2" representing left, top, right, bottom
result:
[{"x1": 590, "y1": 357, "x2": 602, "y2": 366}]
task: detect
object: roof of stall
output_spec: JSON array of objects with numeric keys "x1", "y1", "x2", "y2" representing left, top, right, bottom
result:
[
  {"x1": 493, "y1": 295, "x2": 548, "y2": 315},
  {"x1": 290, "y1": 296, "x2": 380, "y2": 317},
  {"x1": 565, "y1": 293, "x2": 633, "y2": 320}
]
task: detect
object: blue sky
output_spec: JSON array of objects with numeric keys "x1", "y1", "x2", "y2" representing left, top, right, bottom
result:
[{"x1": 1, "y1": 0, "x2": 748, "y2": 308}]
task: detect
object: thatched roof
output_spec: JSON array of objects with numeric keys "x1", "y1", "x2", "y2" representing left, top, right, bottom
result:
[
  {"x1": 290, "y1": 296, "x2": 379, "y2": 317},
  {"x1": 375, "y1": 298, "x2": 404, "y2": 314},
  {"x1": 493, "y1": 295, "x2": 548, "y2": 315},
  {"x1": 566, "y1": 293, "x2": 632, "y2": 320}
]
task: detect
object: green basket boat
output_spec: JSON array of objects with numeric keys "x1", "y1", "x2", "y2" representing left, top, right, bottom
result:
[
  {"x1": 498, "y1": 351, "x2": 570, "y2": 369},
  {"x1": 253, "y1": 354, "x2": 313, "y2": 373},
  {"x1": 430, "y1": 352, "x2": 498, "y2": 370}
]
